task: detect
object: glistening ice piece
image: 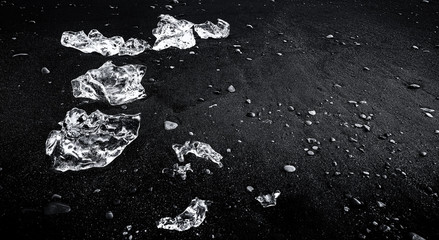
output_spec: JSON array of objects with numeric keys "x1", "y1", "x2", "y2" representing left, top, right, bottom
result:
[
  {"x1": 61, "y1": 29, "x2": 150, "y2": 56},
  {"x1": 193, "y1": 19, "x2": 230, "y2": 39},
  {"x1": 157, "y1": 198, "x2": 208, "y2": 231},
  {"x1": 172, "y1": 141, "x2": 223, "y2": 167},
  {"x1": 152, "y1": 14, "x2": 196, "y2": 51},
  {"x1": 256, "y1": 190, "x2": 281, "y2": 208},
  {"x1": 162, "y1": 163, "x2": 193, "y2": 180},
  {"x1": 71, "y1": 61, "x2": 147, "y2": 106},
  {"x1": 45, "y1": 108, "x2": 140, "y2": 171}
]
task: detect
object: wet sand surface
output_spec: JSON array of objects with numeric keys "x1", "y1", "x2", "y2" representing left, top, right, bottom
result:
[{"x1": 1, "y1": 0, "x2": 439, "y2": 239}]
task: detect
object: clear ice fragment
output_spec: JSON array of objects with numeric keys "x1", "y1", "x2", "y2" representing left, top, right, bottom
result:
[
  {"x1": 152, "y1": 14, "x2": 196, "y2": 51},
  {"x1": 45, "y1": 108, "x2": 140, "y2": 171},
  {"x1": 162, "y1": 163, "x2": 193, "y2": 180},
  {"x1": 193, "y1": 19, "x2": 230, "y2": 39},
  {"x1": 172, "y1": 141, "x2": 223, "y2": 167},
  {"x1": 43, "y1": 202, "x2": 71, "y2": 215},
  {"x1": 71, "y1": 61, "x2": 147, "y2": 106},
  {"x1": 255, "y1": 190, "x2": 281, "y2": 208},
  {"x1": 157, "y1": 198, "x2": 208, "y2": 231},
  {"x1": 61, "y1": 29, "x2": 150, "y2": 56}
]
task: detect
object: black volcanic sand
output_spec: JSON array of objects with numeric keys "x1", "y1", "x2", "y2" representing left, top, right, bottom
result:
[{"x1": 1, "y1": 0, "x2": 439, "y2": 239}]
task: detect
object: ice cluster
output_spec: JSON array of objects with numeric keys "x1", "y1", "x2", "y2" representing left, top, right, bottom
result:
[
  {"x1": 71, "y1": 61, "x2": 147, "y2": 105},
  {"x1": 162, "y1": 163, "x2": 193, "y2": 180},
  {"x1": 172, "y1": 141, "x2": 223, "y2": 167},
  {"x1": 157, "y1": 198, "x2": 209, "y2": 231},
  {"x1": 61, "y1": 29, "x2": 150, "y2": 56},
  {"x1": 45, "y1": 108, "x2": 140, "y2": 171}
]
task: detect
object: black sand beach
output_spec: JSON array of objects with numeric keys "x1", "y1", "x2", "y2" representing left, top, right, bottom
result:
[{"x1": 1, "y1": 0, "x2": 439, "y2": 239}]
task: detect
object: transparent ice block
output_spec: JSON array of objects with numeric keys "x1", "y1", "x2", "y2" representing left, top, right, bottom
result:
[
  {"x1": 61, "y1": 29, "x2": 150, "y2": 56},
  {"x1": 71, "y1": 61, "x2": 147, "y2": 106},
  {"x1": 152, "y1": 14, "x2": 196, "y2": 51},
  {"x1": 157, "y1": 197, "x2": 209, "y2": 231},
  {"x1": 45, "y1": 108, "x2": 140, "y2": 171},
  {"x1": 193, "y1": 19, "x2": 230, "y2": 39},
  {"x1": 172, "y1": 141, "x2": 223, "y2": 167}
]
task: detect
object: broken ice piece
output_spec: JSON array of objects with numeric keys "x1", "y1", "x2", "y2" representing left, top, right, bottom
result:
[
  {"x1": 61, "y1": 29, "x2": 150, "y2": 56},
  {"x1": 71, "y1": 61, "x2": 146, "y2": 106},
  {"x1": 157, "y1": 197, "x2": 209, "y2": 231},
  {"x1": 172, "y1": 141, "x2": 223, "y2": 167},
  {"x1": 45, "y1": 108, "x2": 140, "y2": 171},
  {"x1": 162, "y1": 163, "x2": 193, "y2": 180},
  {"x1": 193, "y1": 19, "x2": 230, "y2": 39},
  {"x1": 119, "y1": 38, "x2": 151, "y2": 56},
  {"x1": 255, "y1": 190, "x2": 281, "y2": 208},
  {"x1": 152, "y1": 14, "x2": 195, "y2": 51}
]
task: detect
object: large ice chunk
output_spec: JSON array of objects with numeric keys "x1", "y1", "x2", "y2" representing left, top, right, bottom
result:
[
  {"x1": 193, "y1": 19, "x2": 230, "y2": 39},
  {"x1": 162, "y1": 163, "x2": 193, "y2": 180},
  {"x1": 157, "y1": 198, "x2": 209, "y2": 231},
  {"x1": 172, "y1": 141, "x2": 223, "y2": 167},
  {"x1": 255, "y1": 190, "x2": 281, "y2": 208},
  {"x1": 71, "y1": 61, "x2": 146, "y2": 106},
  {"x1": 152, "y1": 14, "x2": 196, "y2": 51},
  {"x1": 45, "y1": 108, "x2": 140, "y2": 172},
  {"x1": 61, "y1": 29, "x2": 150, "y2": 56}
]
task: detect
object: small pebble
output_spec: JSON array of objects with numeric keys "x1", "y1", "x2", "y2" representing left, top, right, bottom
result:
[
  {"x1": 245, "y1": 99, "x2": 252, "y2": 104},
  {"x1": 307, "y1": 150, "x2": 315, "y2": 156},
  {"x1": 377, "y1": 201, "x2": 386, "y2": 208},
  {"x1": 247, "y1": 112, "x2": 256, "y2": 117},
  {"x1": 287, "y1": 106, "x2": 295, "y2": 111},
  {"x1": 164, "y1": 121, "x2": 178, "y2": 130},
  {"x1": 363, "y1": 67, "x2": 370, "y2": 71},
  {"x1": 308, "y1": 110, "x2": 316, "y2": 116},
  {"x1": 326, "y1": 34, "x2": 334, "y2": 39},
  {"x1": 246, "y1": 186, "x2": 254, "y2": 192},
  {"x1": 420, "y1": 151, "x2": 427, "y2": 157},
  {"x1": 283, "y1": 165, "x2": 296, "y2": 173},
  {"x1": 106, "y1": 211, "x2": 114, "y2": 219},
  {"x1": 408, "y1": 84, "x2": 421, "y2": 89},
  {"x1": 227, "y1": 85, "x2": 236, "y2": 93},
  {"x1": 41, "y1": 67, "x2": 50, "y2": 74},
  {"x1": 305, "y1": 120, "x2": 312, "y2": 125}
]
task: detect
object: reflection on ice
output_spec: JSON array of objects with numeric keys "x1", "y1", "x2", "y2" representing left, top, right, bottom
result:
[
  {"x1": 71, "y1": 61, "x2": 146, "y2": 106},
  {"x1": 45, "y1": 108, "x2": 140, "y2": 172},
  {"x1": 162, "y1": 163, "x2": 193, "y2": 180},
  {"x1": 157, "y1": 198, "x2": 209, "y2": 231},
  {"x1": 194, "y1": 19, "x2": 230, "y2": 39},
  {"x1": 256, "y1": 190, "x2": 281, "y2": 208},
  {"x1": 172, "y1": 141, "x2": 223, "y2": 167},
  {"x1": 152, "y1": 14, "x2": 196, "y2": 51},
  {"x1": 61, "y1": 29, "x2": 150, "y2": 56}
]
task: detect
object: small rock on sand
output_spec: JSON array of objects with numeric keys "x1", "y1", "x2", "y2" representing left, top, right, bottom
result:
[
  {"x1": 283, "y1": 165, "x2": 296, "y2": 172},
  {"x1": 164, "y1": 121, "x2": 178, "y2": 130}
]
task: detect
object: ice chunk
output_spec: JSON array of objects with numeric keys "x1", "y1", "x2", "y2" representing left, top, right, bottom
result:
[
  {"x1": 255, "y1": 190, "x2": 281, "y2": 208},
  {"x1": 61, "y1": 29, "x2": 150, "y2": 56},
  {"x1": 172, "y1": 141, "x2": 223, "y2": 167},
  {"x1": 162, "y1": 163, "x2": 193, "y2": 180},
  {"x1": 71, "y1": 61, "x2": 146, "y2": 106},
  {"x1": 152, "y1": 14, "x2": 196, "y2": 51},
  {"x1": 193, "y1": 19, "x2": 230, "y2": 39},
  {"x1": 157, "y1": 198, "x2": 208, "y2": 231},
  {"x1": 45, "y1": 108, "x2": 140, "y2": 172}
]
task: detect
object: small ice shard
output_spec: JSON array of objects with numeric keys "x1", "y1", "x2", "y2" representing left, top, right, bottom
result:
[
  {"x1": 45, "y1": 108, "x2": 140, "y2": 171},
  {"x1": 162, "y1": 163, "x2": 193, "y2": 180},
  {"x1": 172, "y1": 141, "x2": 223, "y2": 167},
  {"x1": 157, "y1": 198, "x2": 208, "y2": 231},
  {"x1": 43, "y1": 202, "x2": 71, "y2": 215},
  {"x1": 152, "y1": 14, "x2": 196, "y2": 51},
  {"x1": 71, "y1": 61, "x2": 146, "y2": 106},
  {"x1": 255, "y1": 190, "x2": 281, "y2": 208},
  {"x1": 193, "y1": 19, "x2": 230, "y2": 39},
  {"x1": 61, "y1": 29, "x2": 150, "y2": 56}
]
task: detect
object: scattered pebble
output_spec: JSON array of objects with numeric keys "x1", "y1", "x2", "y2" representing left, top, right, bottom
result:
[
  {"x1": 283, "y1": 165, "x2": 296, "y2": 173},
  {"x1": 308, "y1": 110, "x2": 316, "y2": 116},
  {"x1": 287, "y1": 106, "x2": 295, "y2": 111},
  {"x1": 41, "y1": 67, "x2": 50, "y2": 74},
  {"x1": 227, "y1": 85, "x2": 236, "y2": 93},
  {"x1": 326, "y1": 34, "x2": 334, "y2": 39},
  {"x1": 245, "y1": 99, "x2": 252, "y2": 104},
  {"x1": 305, "y1": 120, "x2": 312, "y2": 125},
  {"x1": 377, "y1": 201, "x2": 386, "y2": 208},
  {"x1": 246, "y1": 186, "x2": 254, "y2": 192},
  {"x1": 307, "y1": 150, "x2": 315, "y2": 156},
  {"x1": 363, "y1": 67, "x2": 370, "y2": 71},
  {"x1": 106, "y1": 211, "x2": 114, "y2": 219},
  {"x1": 164, "y1": 121, "x2": 178, "y2": 130},
  {"x1": 408, "y1": 83, "x2": 421, "y2": 89},
  {"x1": 420, "y1": 151, "x2": 427, "y2": 157}
]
